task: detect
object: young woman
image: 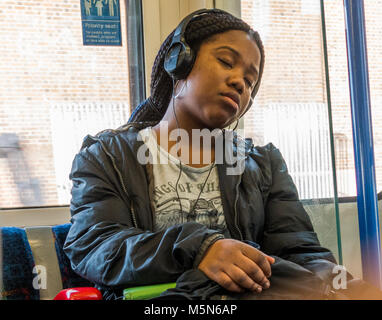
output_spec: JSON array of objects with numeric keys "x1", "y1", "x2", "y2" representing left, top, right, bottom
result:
[{"x1": 64, "y1": 9, "x2": 339, "y2": 300}]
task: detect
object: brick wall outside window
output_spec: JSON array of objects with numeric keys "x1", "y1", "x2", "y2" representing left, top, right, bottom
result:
[
  {"x1": 241, "y1": 0, "x2": 382, "y2": 197},
  {"x1": 0, "y1": 0, "x2": 130, "y2": 208}
]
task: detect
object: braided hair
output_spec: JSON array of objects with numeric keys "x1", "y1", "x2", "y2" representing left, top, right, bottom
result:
[{"x1": 129, "y1": 9, "x2": 264, "y2": 123}]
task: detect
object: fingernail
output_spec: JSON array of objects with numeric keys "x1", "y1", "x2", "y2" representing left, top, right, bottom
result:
[
  {"x1": 256, "y1": 286, "x2": 262, "y2": 293},
  {"x1": 263, "y1": 281, "x2": 270, "y2": 289}
]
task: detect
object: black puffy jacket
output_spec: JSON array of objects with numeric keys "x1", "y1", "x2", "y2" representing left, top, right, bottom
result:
[{"x1": 63, "y1": 122, "x2": 337, "y2": 296}]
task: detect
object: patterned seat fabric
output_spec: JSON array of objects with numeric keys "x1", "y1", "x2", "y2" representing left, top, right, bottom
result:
[
  {"x1": 51, "y1": 223, "x2": 92, "y2": 289},
  {"x1": 1, "y1": 227, "x2": 38, "y2": 300},
  {"x1": 1, "y1": 224, "x2": 92, "y2": 300}
]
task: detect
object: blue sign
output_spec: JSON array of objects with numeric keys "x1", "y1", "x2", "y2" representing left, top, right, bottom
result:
[{"x1": 80, "y1": 0, "x2": 122, "y2": 46}]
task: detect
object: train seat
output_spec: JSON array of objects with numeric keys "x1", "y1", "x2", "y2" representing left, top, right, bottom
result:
[{"x1": 0, "y1": 223, "x2": 100, "y2": 300}]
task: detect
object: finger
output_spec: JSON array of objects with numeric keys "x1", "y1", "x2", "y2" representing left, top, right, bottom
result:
[
  {"x1": 266, "y1": 255, "x2": 276, "y2": 264},
  {"x1": 256, "y1": 255, "x2": 272, "y2": 279},
  {"x1": 200, "y1": 267, "x2": 244, "y2": 293},
  {"x1": 235, "y1": 256, "x2": 270, "y2": 289},
  {"x1": 218, "y1": 271, "x2": 245, "y2": 293},
  {"x1": 241, "y1": 247, "x2": 272, "y2": 279},
  {"x1": 228, "y1": 265, "x2": 263, "y2": 292}
]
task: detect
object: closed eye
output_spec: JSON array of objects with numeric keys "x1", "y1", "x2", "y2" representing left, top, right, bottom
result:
[
  {"x1": 218, "y1": 58, "x2": 232, "y2": 68},
  {"x1": 218, "y1": 57, "x2": 255, "y2": 88},
  {"x1": 245, "y1": 78, "x2": 253, "y2": 87}
]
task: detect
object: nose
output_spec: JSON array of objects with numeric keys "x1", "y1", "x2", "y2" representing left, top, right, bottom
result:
[{"x1": 228, "y1": 73, "x2": 244, "y2": 95}]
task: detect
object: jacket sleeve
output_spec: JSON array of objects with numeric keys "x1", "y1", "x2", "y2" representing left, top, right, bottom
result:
[
  {"x1": 260, "y1": 143, "x2": 340, "y2": 283},
  {"x1": 63, "y1": 140, "x2": 221, "y2": 290}
]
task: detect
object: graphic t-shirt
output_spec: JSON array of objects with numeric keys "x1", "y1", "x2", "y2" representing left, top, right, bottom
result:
[{"x1": 139, "y1": 127, "x2": 228, "y2": 234}]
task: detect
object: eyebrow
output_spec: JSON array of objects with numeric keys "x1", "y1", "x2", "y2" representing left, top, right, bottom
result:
[{"x1": 215, "y1": 45, "x2": 259, "y2": 76}]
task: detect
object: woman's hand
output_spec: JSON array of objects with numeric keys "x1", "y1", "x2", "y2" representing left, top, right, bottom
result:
[{"x1": 197, "y1": 239, "x2": 275, "y2": 293}]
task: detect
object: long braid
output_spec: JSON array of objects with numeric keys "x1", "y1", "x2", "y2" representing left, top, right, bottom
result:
[
  {"x1": 149, "y1": 30, "x2": 177, "y2": 116},
  {"x1": 128, "y1": 10, "x2": 265, "y2": 123}
]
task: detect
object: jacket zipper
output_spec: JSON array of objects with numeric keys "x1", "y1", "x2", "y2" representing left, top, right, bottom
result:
[
  {"x1": 234, "y1": 175, "x2": 244, "y2": 241},
  {"x1": 90, "y1": 122, "x2": 157, "y2": 230},
  {"x1": 233, "y1": 133, "x2": 248, "y2": 242}
]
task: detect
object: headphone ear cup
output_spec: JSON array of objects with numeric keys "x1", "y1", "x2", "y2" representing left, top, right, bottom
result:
[{"x1": 164, "y1": 42, "x2": 195, "y2": 80}]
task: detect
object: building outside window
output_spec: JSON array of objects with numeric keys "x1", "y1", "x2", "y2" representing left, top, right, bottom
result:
[{"x1": 0, "y1": 0, "x2": 145, "y2": 208}]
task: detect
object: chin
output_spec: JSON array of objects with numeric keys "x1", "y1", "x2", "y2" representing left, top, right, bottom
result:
[
  {"x1": 204, "y1": 111, "x2": 232, "y2": 127},
  {"x1": 199, "y1": 106, "x2": 237, "y2": 129},
  {"x1": 205, "y1": 118, "x2": 233, "y2": 130}
]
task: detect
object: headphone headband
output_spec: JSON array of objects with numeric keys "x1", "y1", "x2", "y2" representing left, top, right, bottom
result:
[
  {"x1": 164, "y1": 9, "x2": 226, "y2": 80},
  {"x1": 171, "y1": 9, "x2": 222, "y2": 45}
]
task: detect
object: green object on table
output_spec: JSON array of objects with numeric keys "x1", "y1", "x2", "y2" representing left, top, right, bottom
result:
[{"x1": 123, "y1": 282, "x2": 177, "y2": 300}]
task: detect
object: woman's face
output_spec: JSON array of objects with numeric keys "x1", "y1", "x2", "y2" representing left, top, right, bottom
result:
[{"x1": 176, "y1": 30, "x2": 261, "y2": 129}]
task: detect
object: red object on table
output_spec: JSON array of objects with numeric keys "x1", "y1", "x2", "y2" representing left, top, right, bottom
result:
[{"x1": 53, "y1": 287, "x2": 102, "y2": 300}]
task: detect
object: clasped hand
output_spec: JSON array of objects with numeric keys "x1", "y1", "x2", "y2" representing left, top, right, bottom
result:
[{"x1": 198, "y1": 239, "x2": 275, "y2": 293}]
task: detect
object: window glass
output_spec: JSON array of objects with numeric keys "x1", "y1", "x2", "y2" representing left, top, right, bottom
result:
[
  {"x1": 241, "y1": 0, "x2": 341, "y2": 200},
  {"x1": 323, "y1": 0, "x2": 382, "y2": 279},
  {"x1": 322, "y1": 0, "x2": 356, "y2": 198},
  {"x1": 364, "y1": 0, "x2": 382, "y2": 277},
  {"x1": 240, "y1": 0, "x2": 344, "y2": 270},
  {"x1": 0, "y1": 0, "x2": 143, "y2": 208},
  {"x1": 364, "y1": 0, "x2": 382, "y2": 196},
  {"x1": 241, "y1": 0, "x2": 382, "y2": 279}
]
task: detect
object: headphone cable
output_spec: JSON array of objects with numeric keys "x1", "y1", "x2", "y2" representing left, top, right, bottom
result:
[
  {"x1": 171, "y1": 79, "x2": 216, "y2": 224},
  {"x1": 172, "y1": 79, "x2": 184, "y2": 223}
]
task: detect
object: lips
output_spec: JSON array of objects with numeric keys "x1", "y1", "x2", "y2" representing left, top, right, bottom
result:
[{"x1": 220, "y1": 92, "x2": 240, "y2": 111}]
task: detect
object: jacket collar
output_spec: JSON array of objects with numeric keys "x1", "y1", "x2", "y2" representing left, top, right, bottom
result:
[
  {"x1": 123, "y1": 122, "x2": 254, "y2": 157},
  {"x1": 123, "y1": 123, "x2": 253, "y2": 238}
]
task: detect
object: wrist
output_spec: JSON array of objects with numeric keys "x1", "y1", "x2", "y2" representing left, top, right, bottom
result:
[{"x1": 193, "y1": 233, "x2": 224, "y2": 269}]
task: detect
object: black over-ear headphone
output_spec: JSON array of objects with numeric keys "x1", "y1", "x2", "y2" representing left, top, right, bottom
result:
[
  {"x1": 163, "y1": 8, "x2": 261, "y2": 113},
  {"x1": 164, "y1": 8, "x2": 224, "y2": 80}
]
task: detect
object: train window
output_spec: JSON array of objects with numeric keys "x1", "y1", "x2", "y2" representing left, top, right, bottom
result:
[
  {"x1": 0, "y1": 0, "x2": 145, "y2": 209},
  {"x1": 240, "y1": 0, "x2": 344, "y2": 272},
  {"x1": 241, "y1": 0, "x2": 345, "y2": 200},
  {"x1": 240, "y1": 0, "x2": 381, "y2": 200},
  {"x1": 240, "y1": 0, "x2": 381, "y2": 279},
  {"x1": 323, "y1": 0, "x2": 382, "y2": 278},
  {"x1": 364, "y1": 1, "x2": 382, "y2": 196}
]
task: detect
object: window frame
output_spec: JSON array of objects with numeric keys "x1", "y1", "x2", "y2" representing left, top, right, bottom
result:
[{"x1": 126, "y1": 0, "x2": 147, "y2": 111}]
